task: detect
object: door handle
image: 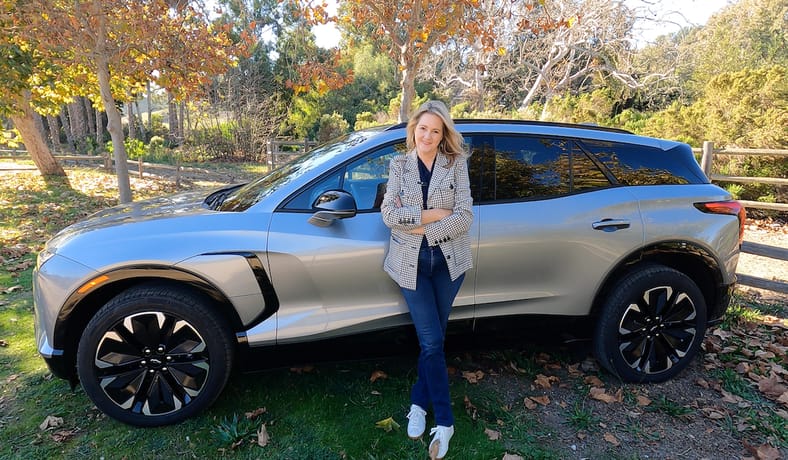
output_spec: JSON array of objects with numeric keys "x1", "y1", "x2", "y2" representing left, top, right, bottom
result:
[{"x1": 592, "y1": 219, "x2": 631, "y2": 231}]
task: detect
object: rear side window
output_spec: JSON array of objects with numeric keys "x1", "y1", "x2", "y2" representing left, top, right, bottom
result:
[
  {"x1": 583, "y1": 140, "x2": 696, "y2": 185},
  {"x1": 469, "y1": 135, "x2": 611, "y2": 202}
]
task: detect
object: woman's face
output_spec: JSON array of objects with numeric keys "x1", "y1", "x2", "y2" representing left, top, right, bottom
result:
[{"x1": 414, "y1": 112, "x2": 444, "y2": 157}]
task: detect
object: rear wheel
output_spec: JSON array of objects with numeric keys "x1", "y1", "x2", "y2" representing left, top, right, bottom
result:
[
  {"x1": 593, "y1": 264, "x2": 707, "y2": 383},
  {"x1": 77, "y1": 284, "x2": 234, "y2": 426}
]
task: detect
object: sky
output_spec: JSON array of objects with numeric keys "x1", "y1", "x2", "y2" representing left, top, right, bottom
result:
[{"x1": 311, "y1": 0, "x2": 733, "y2": 48}]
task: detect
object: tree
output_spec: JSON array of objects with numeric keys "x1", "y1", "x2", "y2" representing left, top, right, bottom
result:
[
  {"x1": 20, "y1": 0, "x2": 249, "y2": 203},
  {"x1": 294, "y1": 0, "x2": 527, "y2": 121},
  {"x1": 0, "y1": 0, "x2": 67, "y2": 176}
]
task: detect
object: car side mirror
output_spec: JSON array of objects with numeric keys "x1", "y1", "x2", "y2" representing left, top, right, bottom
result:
[{"x1": 308, "y1": 190, "x2": 358, "y2": 227}]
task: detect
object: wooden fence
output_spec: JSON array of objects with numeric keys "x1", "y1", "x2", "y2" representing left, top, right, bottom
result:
[
  {"x1": 696, "y1": 142, "x2": 788, "y2": 212},
  {"x1": 738, "y1": 241, "x2": 788, "y2": 294}
]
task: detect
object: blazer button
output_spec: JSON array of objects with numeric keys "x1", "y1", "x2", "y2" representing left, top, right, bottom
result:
[{"x1": 447, "y1": 255, "x2": 451, "y2": 259}]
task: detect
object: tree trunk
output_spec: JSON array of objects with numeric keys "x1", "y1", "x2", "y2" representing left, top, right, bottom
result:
[
  {"x1": 67, "y1": 100, "x2": 88, "y2": 151},
  {"x1": 178, "y1": 101, "x2": 185, "y2": 140},
  {"x1": 59, "y1": 108, "x2": 76, "y2": 153},
  {"x1": 126, "y1": 101, "x2": 136, "y2": 140},
  {"x1": 82, "y1": 96, "x2": 96, "y2": 137},
  {"x1": 96, "y1": 56, "x2": 132, "y2": 203},
  {"x1": 168, "y1": 92, "x2": 179, "y2": 144},
  {"x1": 134, "y1": 100, "x2": 146, "y2": 140},
  {"x1": 146, "y1": 81, "x2": 153, "y2": 132},
  {"x1": 399, "y1": 51, "x2": 416, "y2": 122},
  {"x1": 46, "y1": 115, "x2": 61, "y2": 149},
  {"x1": 10, "y1": 92, "x2": 65, "y2": 176},
  {"x1": 95, "y1": 108, "x2": 104, "y2": 146}
]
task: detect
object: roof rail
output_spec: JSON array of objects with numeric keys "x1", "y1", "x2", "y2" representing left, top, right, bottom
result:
[{"x1": 385, "y1": 119, "x2": 632, "y2": 135}]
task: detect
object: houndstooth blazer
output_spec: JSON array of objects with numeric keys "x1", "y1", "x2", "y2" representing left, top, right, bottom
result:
[{"x1": 381, "y1": 150, "x2": 474, "y2": 290}]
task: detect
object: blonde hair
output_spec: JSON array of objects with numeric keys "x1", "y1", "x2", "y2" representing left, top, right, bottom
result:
[{"x1": 405, "y1": 100, "x2": 466, "y2": 165}]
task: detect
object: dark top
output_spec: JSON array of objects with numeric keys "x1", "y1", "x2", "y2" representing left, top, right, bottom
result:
[{"x1": 417, "y1": 157, "x2": 434, "y2": 250}]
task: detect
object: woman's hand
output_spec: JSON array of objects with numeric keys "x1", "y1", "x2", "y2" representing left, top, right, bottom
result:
[{"x1": 422, "y1": 208, "x2": 452, "y2": 224}]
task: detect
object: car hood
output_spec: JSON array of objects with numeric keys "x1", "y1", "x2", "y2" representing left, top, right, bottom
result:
[
  {"x1": 43, "y1": 189, "x2": 268, "y2": 270},
  {"x1": 52, "y1": 190, "x2": 209, "y2": 239}
]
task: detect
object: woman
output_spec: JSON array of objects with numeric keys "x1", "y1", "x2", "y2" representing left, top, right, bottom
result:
[{"x1": 381, "y1": 100, "x2": 473, "y2": 459}]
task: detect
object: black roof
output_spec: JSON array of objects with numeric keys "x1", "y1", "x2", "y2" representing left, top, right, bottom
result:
[{"x1": 386, "y1": 119, "x2": 632, "y2": 135}]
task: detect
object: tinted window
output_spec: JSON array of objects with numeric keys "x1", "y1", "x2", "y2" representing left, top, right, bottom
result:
[
  {"x1": 572, "y1": 144, "x2": 612, "y2": 191},
  {"x1": 469, "y1": 135, "x2": 612, "y2": 202},
  {"x1": 583, "y1": 140, "x2": 692, "y2": 185}
]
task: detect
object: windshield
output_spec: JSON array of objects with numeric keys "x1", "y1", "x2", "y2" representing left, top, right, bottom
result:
[{"x1": 217, "y1": 130, "x2": 381, "y2": 212}]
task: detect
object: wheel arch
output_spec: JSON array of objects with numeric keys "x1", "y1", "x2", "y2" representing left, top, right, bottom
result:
[
  {"x1": 590, "y1": 240, "x2": 728, "y2": 322},
  {"x1": 52, "y1": 266, "x2": 249, "y2": 381}
]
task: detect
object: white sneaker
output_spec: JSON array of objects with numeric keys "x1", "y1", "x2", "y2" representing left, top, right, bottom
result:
[
  {"x1": 406, "y1": 404, "x2": 427, "y2": 439},
  {"x1": 428, "y1": 425, "x2": 454, "y2": 459}
]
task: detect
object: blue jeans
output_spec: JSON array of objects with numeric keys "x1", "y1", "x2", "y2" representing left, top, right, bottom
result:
[{"x1": 401, "y1": 244, "x2": 465, "y2": 427}]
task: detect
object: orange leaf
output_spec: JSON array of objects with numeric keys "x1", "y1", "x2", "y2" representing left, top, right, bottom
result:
[
  {"x1": 462, "y1": 370, "x2": 485, "y2": 384},
  {"x1": 603, "y1": 432, "x2": 620, "y2": 446},
  {"x1": 484, "y1": 427, "x2": 501, "y2": 440},
  {"x1": 590, "y1": 387, "x2": 618, "y2": 404},
  {"x1": 369, "y1": 370, "x2": 388, "y2": 383}
]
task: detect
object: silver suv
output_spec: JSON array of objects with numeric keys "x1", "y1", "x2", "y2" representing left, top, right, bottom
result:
[{"x1": 33, "y1": 120, "x2": 745, "y2": 426}]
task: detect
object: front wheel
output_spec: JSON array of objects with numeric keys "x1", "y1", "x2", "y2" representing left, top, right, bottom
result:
[
  {"x1": 77, "y1": 284, "x2": 234, "y2": 426},
  {"x1": 593, "y1": 264, "x2": 707, "y2": 383}
]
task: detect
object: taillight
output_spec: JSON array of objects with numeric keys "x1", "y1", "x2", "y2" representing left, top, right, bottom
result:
[{"x1": 694, "y1": 200, "x2": 746, "y2": 244}]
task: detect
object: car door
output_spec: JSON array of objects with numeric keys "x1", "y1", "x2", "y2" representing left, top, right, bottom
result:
[
  {"x1": 470, "y1": 134, "x2": 644, "y2": 318},
  {"x1": 266, "y1": 142, "x2": 477, "y2": 343}
]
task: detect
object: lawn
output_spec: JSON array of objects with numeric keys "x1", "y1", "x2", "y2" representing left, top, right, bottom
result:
[{"x1": 1, "y1": 165, "x2": 785, "y2": 459}]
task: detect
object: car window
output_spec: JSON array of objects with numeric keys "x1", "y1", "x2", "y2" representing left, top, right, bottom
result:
[
  {"x1": 218, "y1": 130, "x2": 380, "y2": 212},
  {"x1": 572, "y1": 144, "x2": 613, "y2": 191},
  {"x1": 284, "y1": 143, "x2": 406, "y2": 211},
  {"x1": 494, "y1": 136, "x2": 571, "y2": 200},
  {"x1": 472, "y1": 135, "x2": 612, "y2": 202},
  {"x1": 583, "y1": 140, "x2": 692, "y2": 185}
]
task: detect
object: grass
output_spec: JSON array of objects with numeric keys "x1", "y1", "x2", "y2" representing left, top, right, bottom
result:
[{"x1": 1, "y1": 165, "x2": 787, "y2": 458}]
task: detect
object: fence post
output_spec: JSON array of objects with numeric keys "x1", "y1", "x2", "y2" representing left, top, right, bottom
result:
[
  {"x1": 138, "y1": 157, "x2": 143, "y2": 179},
  {"x1": 700, "y1": 141, "x2": 714, "y2": 177}
]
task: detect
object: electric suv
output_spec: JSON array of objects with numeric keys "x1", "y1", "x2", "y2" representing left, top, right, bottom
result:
[{"x1": 33, "y1": 120, "x2": 744, "y2": 426}]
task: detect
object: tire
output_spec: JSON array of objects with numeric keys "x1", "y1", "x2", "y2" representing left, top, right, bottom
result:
[
  {"x1": 593, "y1": 264, "x2": 707, "y2": 383},
  {"x1": 77, "y1": 283, "x2": 234, "y2": 426}
]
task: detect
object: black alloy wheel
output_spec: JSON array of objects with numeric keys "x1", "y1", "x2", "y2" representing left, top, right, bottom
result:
[
  {"x1": 593, "y1": 264, "x2": 707, "y2": 383},
  {"x1": 77, "y1": 284, "x2": 234, "y2": 426}
]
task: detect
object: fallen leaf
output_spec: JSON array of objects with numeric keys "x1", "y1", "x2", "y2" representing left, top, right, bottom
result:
[
  {"x1": 757, "y1": 375, "x2": 788, "y2": 400},
  {"x1": 3, "y1": 285, "x2": 23, "y2": 294},
  {"x1": 462, "y1": 370, "x2": 485, "y2": 384},
  {"x1": 256, "y1": 424, "x2": 270, "y2": 447},
  {"x1": 524, "y1": 398, "x2": 538, "y2": 410},
  {"x1": 534, "y1": 374, "x2": 558, "y2": 389},
  {"x1": 584, "y1": 375, "x2": 604, "y2": 387},
  {"x1": 484, "y1": 427, "x2": 501, "y2": 441},
  {"x1": 701, "y1": 407, "x2": 726, "y2": 420},
  {"x1": 371, "y1": 390, "x2": 382, "y2": 395},
  {"x1": 245, "y1": 407, "x2": 267, "y2": 420},
  {"x1": 603, "y1": 432, "x2": 620, "y2": 446},
  {"x1": 636, "y1": 395, "x2": 651, "y2": 406},
  {"x1": 509, "y1": 361, "x2": 526, "y2": 374},
  {"x1": 464, "y1": 395, "x2": 479, "y2": 419},
  {"x1": 39, "y1": 415, "x2": 64, "y2": 431},
  {"x1": 755, "y1": 444, "x2": 780, "y2": 460},
  {"x1": 567, "y1": 363, "x2": 583, "y2": 378},
  {"x1": 289, "y1": 365, "x2": 314, "y2": 374},
  {"x1": 590, "y1": 387, "x2": 619, "y2": 404},
  {"x1": 50, "y1": 429, "x2": 77, "y2": 443},
  {"x1": 374, "y1": 416, "x2": 400, "y2": 432},
  {"x1": 528, "y1": 395, "x2": 550, "y2": 406},
  {"x1": 369, "y1": 370, "x2": 388, "y2": 383}
]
